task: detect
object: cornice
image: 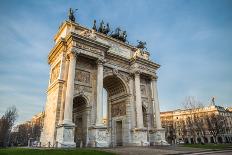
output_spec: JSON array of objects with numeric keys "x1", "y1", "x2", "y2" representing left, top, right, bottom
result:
[
  {"x1": 66, "y1": 32, "x2": 110, "y2": 52},
  {"x1": 48, "y1": 39, "x2": 66, "y2": 64},
  {"x1": 130, "y1": 57, "x2": 160, "y2": 69},
  {"x1": 55, "y1": 21, "x2": 150, "y2": 55}
]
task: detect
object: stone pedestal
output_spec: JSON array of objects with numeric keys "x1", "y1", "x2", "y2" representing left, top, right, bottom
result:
[
  {"x1": 56, "y1": 123, "x2": 76, "y2": 148},
  {"x1": 149, "y1": 128, "x2": 169, "y2": 146},
  {"x1": 88, "y1": 126, "x2": 110, "y2": 147},
  {"x1": 130, "y1": 128, "x2": 149, "y2": 146}
]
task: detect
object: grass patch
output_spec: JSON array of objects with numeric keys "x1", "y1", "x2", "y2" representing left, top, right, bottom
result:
[
  {"x1": 0, "y1": 148, "x2": 116, "y2": 155},
  {"x1": 182, "y1": 144, "x2": 232, "y2": 150}
]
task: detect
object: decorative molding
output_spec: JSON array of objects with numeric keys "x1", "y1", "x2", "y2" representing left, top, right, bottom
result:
[
  {"x1": 75, "y1": 42, "x2": 102, "y2": 56},
  {"x1": 79, "y1": 29, "x2": 97, "y2": 41},
  {"x1": 132, "y1": 49, "x2": 149, "y2": 60},
  {"x1": 97, "y1": 58, "x2": 106, "y2": 65}
]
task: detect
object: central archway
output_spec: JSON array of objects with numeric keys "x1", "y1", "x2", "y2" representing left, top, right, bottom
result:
[{"x1": 103, "y1": 75, "x2": 128, "y2": 146}]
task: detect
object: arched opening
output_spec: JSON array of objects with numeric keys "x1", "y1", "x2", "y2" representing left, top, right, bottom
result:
[
  {"x1": 190, "y1": 138, "x2": 194, "y2": 144},
  {"x1": 73, "y1": 96, "x2": 88, "y2": 147},
  {"x1": 197, "y1": 137, "x2": 202, "y2": 143},
  {"x1": 203, "y1": 137, "x2": 208, "y2": 143},
  {"x1": 217, "y1": 136, "x2": 223, "y2": 143},
  {"x1": 142, "y1": 106, "x2": 148, "y2": 127},
  {"x1": 210, "y1": 137, "x2": 214, "y2": 143},
  {"x1": 103, "y1": 75, "x2": 127, "y2": 146}
]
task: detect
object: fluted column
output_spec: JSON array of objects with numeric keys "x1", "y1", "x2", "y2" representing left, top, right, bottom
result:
[
  {"x1": 63, "y1": 51, "x2": 76, "y2": 124},
  {"x1": 96, "y1": 59, "x2": 104, "y2": 125},
  {"x1": 134, "y1": 71, "x2": 143, "y2": 128},
  {"x1": 151, "y1": 77, "x2": 162, "y2": 129},
  {"x1": 58, "y1": 55, "x2": 70, "y2": 124}
]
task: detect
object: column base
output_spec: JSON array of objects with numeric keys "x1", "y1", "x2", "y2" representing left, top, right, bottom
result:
[
  {"x1": 149, "y1": 128, "x2": 169, "y2": 146},
  {"x1": 88, "y1": 125, "x2": 110, "y2": 147},
  {"x1": 56, "y1": 123, "x2": 76, "y2": 148},
  {"x1": 130, "y1": 128, "x2": 149, "y2": 146}
]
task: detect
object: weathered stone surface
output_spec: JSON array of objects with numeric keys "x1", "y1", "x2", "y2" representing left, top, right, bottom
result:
[{"x1": 40, "y1": 20, "x2": 165, "y2": 147}]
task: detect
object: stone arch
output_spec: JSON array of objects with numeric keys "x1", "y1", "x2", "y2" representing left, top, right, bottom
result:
[
  {"x1": 73, "y1": 93, "x2": 90, "y2": 107},
  {"x1": 103, "y1": 71, "x2": 130, "y2": 96},
  {"x1": 142, "y1": 105, "x2": 148, "y2": 127},
  {"x1": 72, "y1": 95, "x2": 89, "y2": 147},
  {"x1": 103, "y1": 74, "x2": 129, "y2": 146}
]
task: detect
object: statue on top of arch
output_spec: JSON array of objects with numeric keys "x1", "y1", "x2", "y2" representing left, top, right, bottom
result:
[{"x1": 68, "y1": 8, "x2": 77, "y2": 22}]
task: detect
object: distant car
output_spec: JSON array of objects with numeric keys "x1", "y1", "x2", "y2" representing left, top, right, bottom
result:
[
  {"x1": 177, "y1": 140, "x2": 185, "y2": 144},
  {"x1": 32, "y1": 141, "x2": 38, "y2": 147}
]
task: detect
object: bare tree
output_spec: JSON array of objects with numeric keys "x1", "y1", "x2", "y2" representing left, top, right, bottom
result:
[
  {"x1": 205, "y1": 113, "x2": 226, "y2": 143},
  {"x1": 0, "y1": 106, "x2": 18, "y2": 147},
  {"x1": 182, "y1": 96, "x2": 205, "y2": 144},
  {"x1": 166, "y1": 124, "x2": 176, "y2": 144}
]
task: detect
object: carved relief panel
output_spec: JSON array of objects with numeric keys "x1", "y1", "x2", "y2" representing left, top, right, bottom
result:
[
  {"x1": 75, "y1": 69, "x2": 91, "y2": 86},
  {"x1": 50, "y1": 62, "x2": 60, "y2": 84},
  {"x1": 74, "y1": 57, "x2": 96, "y2": 96},
  {"x1": 140, "y1": 85, "x2": 146, "y2": 96},
  {"x1": 111, "y1": 101, "x2": 126, "y2": 117}
]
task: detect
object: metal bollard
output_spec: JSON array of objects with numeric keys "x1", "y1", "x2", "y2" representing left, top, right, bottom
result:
[
  {"x1": 28, "y1": 139, "x2": 30, "y2": 147},
  {"x1": 94, "y1": 141, "x2": 96, "y2": 147},
  {"x1": 56, "y1": 141, "x2": 58, "y2": 148},
  {"x1": 39, "y1": 142, "x2": 41, "y2": 147},
  {"x1": 80, "y1": 141, "x2": 83, "y2": 148}
]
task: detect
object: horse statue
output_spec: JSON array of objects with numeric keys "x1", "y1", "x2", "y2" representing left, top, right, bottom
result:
[
  {"x1": 110, "y1": 27, "x2": 127, "y2": 42},
  {"x1": 97, "y1": 20, "x2": 110, "y2": 35},
  {"x1": 136, "y1": 40, "x2": 147, "y2": 50},
  {"x1": 68, "y1": 8, "x2": 77, "y2": 22}
]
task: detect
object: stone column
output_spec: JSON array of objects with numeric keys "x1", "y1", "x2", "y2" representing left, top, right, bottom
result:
[
  {"x1": 151, "y1": 77, "x2": 162, "y2": 129},
  {"x1": 96, "y1": 59, "x2": 104, "y2": 126},
  {"x1": 134, "y1": 71, "x2": 143, "y2": 128},
  {"x1": 58, "y1": 56, "x2": 70, "y2": 124},
  {"x1": 63, "y1": 51, "x2": 76, "y2": 124}
]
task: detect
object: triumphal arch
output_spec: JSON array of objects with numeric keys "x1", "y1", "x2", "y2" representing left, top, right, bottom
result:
[{"x1": 40, "y1": 9, "x2": 166, "y2": 147}]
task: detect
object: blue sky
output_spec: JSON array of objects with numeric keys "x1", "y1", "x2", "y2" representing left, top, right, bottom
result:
[{"x1": 0, "y1": 0, "x2": 232, "y2": 123}]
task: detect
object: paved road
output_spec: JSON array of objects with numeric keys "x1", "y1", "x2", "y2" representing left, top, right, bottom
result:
[
  {"x1": 102, "y1": 146, "x2": 232, "y2": 155},
  {"x1": 182, "y1": 150, "x2": 232, "y2": 155}
]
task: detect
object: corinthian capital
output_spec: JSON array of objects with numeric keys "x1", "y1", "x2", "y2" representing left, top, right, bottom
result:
[
  {"x1": 66, "y1": 48, "x2": 80, "y2": 60},
  {"x1": 97, "y1": 58, "x2": 106, "y2": 65},
  {"x1": 134, "y1": 70, "x2": 141, "y2": 76},
  {"x1": 151, "y1": 75, "x2": 158, "y2": 81}
]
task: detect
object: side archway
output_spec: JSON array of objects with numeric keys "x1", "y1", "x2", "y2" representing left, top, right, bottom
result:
[{"x1": 72, "y1": 95, "x2": 89, "y2": 147}]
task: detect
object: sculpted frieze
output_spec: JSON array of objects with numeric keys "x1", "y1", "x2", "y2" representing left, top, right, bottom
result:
[
  {"x1": 79, "y1": 29, "x2": 97, "y2": 41},
  {"x1": 50, "y1": 62, "x2": 60, "y2": 84},
  {"x1": 76, "y1": 57, "x2": 94, "y2": 70},
  {"x1": 74, "y1": 42, "x2": 102, "y2": 55},
  {"x1": 132, "y1": 49, "x2": 149, "y2": 60},
  {"x1": 74, "y1": 84, "x2": 92, "y2": 93},
  {"x1": 75, "y1": 69, "x2": 91, "y2": 85},
  {"x1": 138, "y1": 65, "x2": 155, "y2": 75},
  {"x1": 96, "y1": 130, "x2": 109, "y2": 141},
  {"x1": 111, "y1": 101, "x2": 126, "y2": 117},
  {"x1": 141, "y1": 85, "x2": 146, "y2": 96},
  {"x1": 96, "y1": 38, "x2": 131, "y2": 59}
]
